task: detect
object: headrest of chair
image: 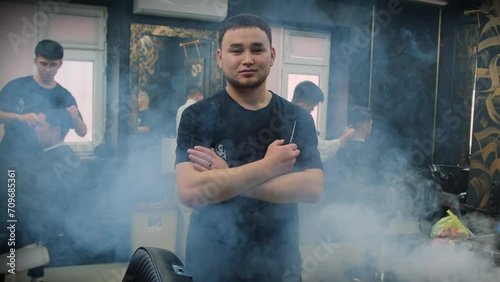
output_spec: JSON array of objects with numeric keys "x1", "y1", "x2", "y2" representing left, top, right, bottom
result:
[{"x1": 123, "y1": 247, "x2": 192, "y2": 282}]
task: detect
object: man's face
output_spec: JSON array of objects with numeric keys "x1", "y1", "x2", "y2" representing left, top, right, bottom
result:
[
  {"x1": 35, "y1": 114, "x2": 58, "y2": 148},
  {"x1": 34, "y1": 56, "x2": 62, "y2": 83},
  {"x1": 217, "y1": 27, "x2": 275, "y2": 90}
]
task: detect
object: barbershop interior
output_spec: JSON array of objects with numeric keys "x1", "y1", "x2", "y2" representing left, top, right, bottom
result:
[{"x1": 0, "y1": 0, "x2": 500, "y2": 281}]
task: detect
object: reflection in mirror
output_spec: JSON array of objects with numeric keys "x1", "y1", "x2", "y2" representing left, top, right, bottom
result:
[{"x1": 129, "y1": 23, "x2": 222, "y2": 138}]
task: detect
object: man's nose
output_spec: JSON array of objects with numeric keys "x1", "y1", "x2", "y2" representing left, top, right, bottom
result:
[{"x1": 242, "y1": 51, "x2": 254, "y2": 64}]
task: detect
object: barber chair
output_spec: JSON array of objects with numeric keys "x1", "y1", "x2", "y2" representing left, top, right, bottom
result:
[
  {"x1": 122, "y1": 247, "x2": 192, "y2": 282},
  {"x1": 0, "y1": 243, "x2": 50, "y2": 274}
]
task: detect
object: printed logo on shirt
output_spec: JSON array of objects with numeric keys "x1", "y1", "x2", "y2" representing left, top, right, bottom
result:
[
  {"x1": 216, "y1": 144, "x2": 227, "y2": 160},
  {"x1": 15, "y1": 98, "x2": 24, "y2": 113}
]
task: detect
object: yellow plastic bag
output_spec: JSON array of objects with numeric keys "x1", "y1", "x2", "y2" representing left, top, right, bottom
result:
[{"x1": 430, "y1": 210, "x2": 469, "y2": 239}]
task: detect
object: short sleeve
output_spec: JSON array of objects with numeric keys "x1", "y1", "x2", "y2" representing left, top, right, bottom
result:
[
  {"x1": 293, "y1": 108, "x2": 323, "y2": 171},
  {"x1": 0, "y1": 80, "x2": 20, "y2": 112},
  {"x1": 175, "y1": 102, "x2": 214, "y2": 165},
  {"x1": 60, "y1": 88, "x2": 83, "y2": 121}
]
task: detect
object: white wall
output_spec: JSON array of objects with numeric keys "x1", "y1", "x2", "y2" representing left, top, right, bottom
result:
[
  {"x1": 0, "y1": 1, "x2": 37, "y2": 89},
  {"x1": 0, "y1": 1, "x2": 37, "y2": 141},
  {"x1": 267, "y1": 27, "x2": 283, "y2": 94}
]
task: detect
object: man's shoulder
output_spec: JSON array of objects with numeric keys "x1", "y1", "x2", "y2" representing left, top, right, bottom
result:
[
  {"x1": 12, "y1": 76, "x2": 33, "y2": 83},
  {"x1": 187, "y1": 90, "x2": 225, "y2": 111},
  {"x1": 3, "y1": 76, "x2": 34, "y2": 88},
  {"x1": 269, "y1": 92, "x2": 299, "y2": 114},
  {"x1": 54, "y1": 83, "x2": 73, "y2": 96}
]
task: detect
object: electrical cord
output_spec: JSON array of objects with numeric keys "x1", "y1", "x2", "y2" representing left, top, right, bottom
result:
[{"x1": 464, "y1": 182, "x2": 500, "y2": 217}]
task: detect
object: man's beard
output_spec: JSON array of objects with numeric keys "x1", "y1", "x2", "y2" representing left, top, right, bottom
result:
[{"x1": 225, "y1": 74, "x2": 267, "y2": 90}]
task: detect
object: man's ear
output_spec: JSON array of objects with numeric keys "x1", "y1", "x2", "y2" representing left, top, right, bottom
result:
[
  {"x1": 270, "y1": 47, "x2": 276, "y2": 67},
  {"x1": 216, "y1": 49, "x2": 222, "y2": 67}
]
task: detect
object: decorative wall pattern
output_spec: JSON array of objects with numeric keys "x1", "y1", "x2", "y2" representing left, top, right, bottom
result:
[
  {"x1": 129, "y1": 24, "x2": 221, "y2": 135},
  {"x1": 468, "y1": 9, "x2": 500, "y2": 209}
]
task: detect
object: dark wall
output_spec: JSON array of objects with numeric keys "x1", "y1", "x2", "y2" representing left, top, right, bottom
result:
[
  {"x1": 434, "y1": 9, "x2": 478, "y2": 166},
  {"x1": 106, "y1": 0, "x2": 132, "y2": 154},
  {"x1": 369, "y1": 1, "x2": 440, "y2": 168}
]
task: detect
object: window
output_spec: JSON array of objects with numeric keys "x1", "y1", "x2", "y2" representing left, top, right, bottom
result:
[
  {"x1": 285, "y1": 72, "x2": 321, "y2": 126},
  {"x1": 56, "y1": 59, "x2": 94, "y2": 143},
  {"x1": 38, "y1": 3, "x2": 107, "y2": 157},
  {"x1": 279, "y1": 29, "x2": 330, "y2": 138}
]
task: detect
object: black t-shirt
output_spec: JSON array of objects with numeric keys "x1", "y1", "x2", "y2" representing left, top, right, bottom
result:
[
  {"x1": 138, "y1": 108, "x2": 154, "y2": 128},
  {"x1": 0, "y1": 76, "x2": 80, "y2": 163},
  {"x1": 176, "y1": 90, "x2": 322, "y2": 282}
]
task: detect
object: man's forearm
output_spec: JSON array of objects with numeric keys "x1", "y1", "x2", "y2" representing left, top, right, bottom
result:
[
  {"x1": 73, "y1": 117, "x2": 87, "y2": 137},
  {"x1": 317, "y1": 137, "x2": 341, "y2": 159},
  {"x1": 241, "y1": 169, "x2": 323, "y2": 204},
  {"x1": 176, "y1": 160, "x2": 275, "y2": 208},
  {"x1": 0, "y1": 110, "x2": 19, "y2": 123}
]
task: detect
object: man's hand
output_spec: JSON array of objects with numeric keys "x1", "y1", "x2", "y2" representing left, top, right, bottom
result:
[
  {"x1": 263, "y1": 139, "x2": 300, "y2": 177},
  {"x1": 188, "y1": 139, "x2": 300, "y2": 177},
  {"x1": 67, "y1": 105, "x2": 87, "y2": 137},
  {"x1": 188, "y1": 146, "x2": 229, "y2": 172},
  {"x1": 66, "y1": 105, "x2": 80, "y2": 120},
  {"x1": 18, "y1": 113, "x2": 39, "y2": 128},
  {"x1": 339, "y1": 127, "x2": 355, "y2": 144}
]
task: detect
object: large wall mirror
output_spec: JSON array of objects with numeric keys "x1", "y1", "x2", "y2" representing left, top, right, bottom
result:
[{"x1": 129, "y1": 23, "x2": 222, "y2": 138}]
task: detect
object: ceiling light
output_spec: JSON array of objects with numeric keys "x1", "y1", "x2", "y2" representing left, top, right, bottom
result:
[{"x1": 411, "y1": 0, "x2": 449, "y2": 6}]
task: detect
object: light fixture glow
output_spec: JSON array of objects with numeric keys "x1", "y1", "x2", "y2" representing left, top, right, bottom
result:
[{"x1": 412, "y1": 0, "x2": 449, "y2": 6}]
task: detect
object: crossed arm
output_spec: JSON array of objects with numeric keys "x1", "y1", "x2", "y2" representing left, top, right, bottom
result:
[{"x1": 175, "y1": 140, "x2": 323, "y2": 208}]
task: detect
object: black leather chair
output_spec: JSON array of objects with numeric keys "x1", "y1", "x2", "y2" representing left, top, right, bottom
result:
[{"x1": 122, "y1": 247, "x2": 193, "y2": 282}]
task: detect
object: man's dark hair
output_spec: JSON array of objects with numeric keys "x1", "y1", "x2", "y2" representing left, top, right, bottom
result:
[
  {"x1": 44, "y1": 109, "x2": 73, "y2": 140},
  {"x1": 35, "y1": 39, "x2": 64, "y2": 60},
  {"x1": 348, "y1": 106, "x2": 372, "y2": 129},
  {"x1": 218, "y1": 14, "x2": 272, "y2": 47},
  {"x1": 292, "y1": 81, "x2": 324, "y2": 105},
  {"x1": 185, "y1": 85, "x2": 203, "y2": 99}
]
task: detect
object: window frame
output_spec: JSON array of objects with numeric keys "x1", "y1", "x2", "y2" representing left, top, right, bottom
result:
[
  {"x1": 280, "y1": 29, "x2": 331, "y2": 138},
  {"x1": 55, "y1": 49, "x2": 106, "y2": 156},
  {"x1": 280, "y1": 65, "x2": 330, "y2": 138}
]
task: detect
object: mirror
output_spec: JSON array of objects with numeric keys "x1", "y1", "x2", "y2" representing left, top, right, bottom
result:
[{"x1": 129, "y1": 23, "x2": 222, "y2": 137}]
